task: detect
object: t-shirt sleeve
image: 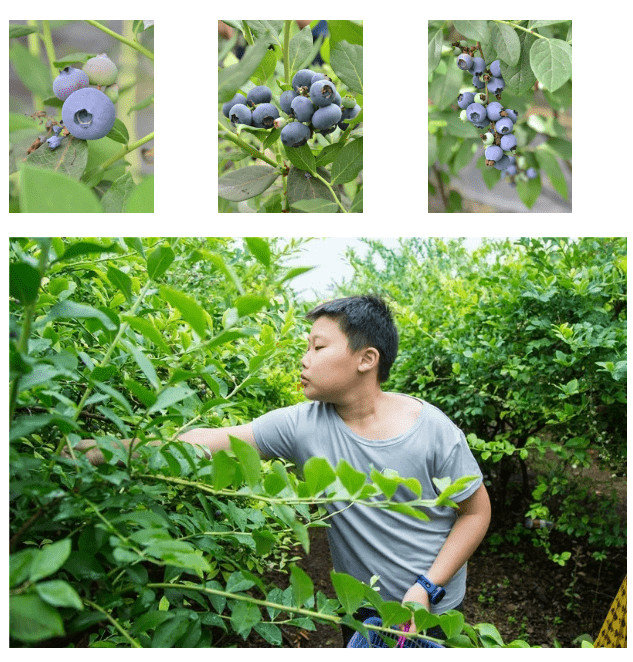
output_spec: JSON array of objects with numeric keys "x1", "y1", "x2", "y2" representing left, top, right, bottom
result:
[
  {"x1": 251, "y1": 405, "x2": 300, "y2": 461},
  {"x1": 434, "y1": 426, "x2": 483, "y2": 503}
]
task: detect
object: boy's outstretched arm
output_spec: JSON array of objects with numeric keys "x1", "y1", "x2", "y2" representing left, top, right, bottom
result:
[
  {"x1": 402, "y1": 483, "x2": 491, "y2": 618},
  {"x1": 63, "y1": 423, "x2": 260, "y2": 466}
]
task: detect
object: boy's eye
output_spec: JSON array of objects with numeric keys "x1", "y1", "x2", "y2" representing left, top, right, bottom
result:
[{"x1": 315, "y1": 346, "x2": 324, "y2": 351}]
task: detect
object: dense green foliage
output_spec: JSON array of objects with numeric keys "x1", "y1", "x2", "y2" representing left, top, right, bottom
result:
[
  {"x1": 10, "y1": 237, "x2": 622, "y2": 648},
  {"x1": 336, "y1": 237, "x2": 626, "y2": 560}
]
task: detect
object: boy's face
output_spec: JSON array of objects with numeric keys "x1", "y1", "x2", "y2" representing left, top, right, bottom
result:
[{"x1": 300, "y1": 316, "x2": 365, "y2": 402}]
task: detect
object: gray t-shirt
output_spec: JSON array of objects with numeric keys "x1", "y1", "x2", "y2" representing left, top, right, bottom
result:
[{"x1": 252, "y1": 396, "x2": 483, "y2": 611}]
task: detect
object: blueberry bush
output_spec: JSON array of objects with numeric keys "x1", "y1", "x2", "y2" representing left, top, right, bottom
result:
[
  {"x1": 9, "y1": 21, "x2": 154, "y2": 213},
  {"x1": 10, "y1": 236, "x2": 591, "y2": 648},
  {"x1": 335, "y1": 237, "x2": 626, "y2": 566},
  {"x1": 218, "y1": 21, "x2": 363, "y2": 213},
  {"x1": 428, "y1": 20, "x2": 572, "y2": 211}
]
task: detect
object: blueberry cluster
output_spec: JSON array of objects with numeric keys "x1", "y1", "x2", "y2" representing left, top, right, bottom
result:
[
  {"x1": 222, "y1": 68, "x2": 360, "y2": 148},
  {"x1": 453, "y1": 43, "x2": 539, "y2": 183},
  {"x1": 52, "y1": 54, "x2": 119, "y2": 142}
]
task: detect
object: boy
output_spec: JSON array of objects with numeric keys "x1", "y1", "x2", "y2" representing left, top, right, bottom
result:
[{"x1": 71, "y1": 295, "x2": 490, "y2": 644}]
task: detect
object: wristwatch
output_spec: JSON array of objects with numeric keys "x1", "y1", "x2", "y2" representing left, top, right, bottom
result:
[{"x1": 416, "y1": 574, "x2": 446, "y2": 605}]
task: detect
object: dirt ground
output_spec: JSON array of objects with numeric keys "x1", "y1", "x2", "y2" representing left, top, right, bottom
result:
[{"x1": 228, "y1": 452, "x2": 626, "y2": 648}]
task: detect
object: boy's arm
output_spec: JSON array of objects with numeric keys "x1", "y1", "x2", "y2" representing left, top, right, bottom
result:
[
  {"x1": 402, "y1": 483, "x2": 491, "y2": 617},
  {"x1": 65, "y1": 423, "x2": 261, "y2": 466}
]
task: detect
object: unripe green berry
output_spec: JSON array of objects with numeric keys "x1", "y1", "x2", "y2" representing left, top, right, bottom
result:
[
  {"x1": 474, "y1": 92, "x2": 487, "y2": 105},
  {"x1": 83, "y1": 53, "x2": 118, "y2": 86},
  {"x1": 459, "y1": 109, "x2": 468, "y2": 122},
  {"x1": 104, "y1": 84, "x2": 119, "y2": 103},
  {"x1": 481, "y1": 132, "x2": 494, "y2": 146}
]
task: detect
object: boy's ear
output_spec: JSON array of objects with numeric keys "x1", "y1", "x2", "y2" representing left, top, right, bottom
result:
[{"x1": 358, "y1": 347, "x2": 380, "y2": 374}]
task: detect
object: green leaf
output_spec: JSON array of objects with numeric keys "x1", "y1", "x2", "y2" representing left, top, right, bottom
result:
[
  {"x1": 235, "y1": 294, "x2": 269, "y2": 317},
  {"x1": 370, "y1": 468, "x2": 399, "y2": 499},
  {"x1": 230, "y1": 601, "x2": 261, "y2": 639},
  {"x1": 475, "y1": 622, "x2": 505, "y2": 647},
  {"x1": 124, "y1": 315, "x2": 170, "y2": 353},
  {"x1": 330, "y1": 571, "x2": 365, "y2": 614},
  {"x1": 10, "y1": 262, "x2": 41, "y2": 305},
  {"x1": 211, "y1": 450, "x2": 237, "y2": 490},
  {"x1": 330, "y1": 41, "x2": 363, "y2": 94},
  {"x1": 146, "y1": 245, "x2": 175, "y2": 280},
  {"x1": 438, "y1": 609, "x2": 465, "y2": 638},
  {"x1": 226, "y1": 571, "x2": 257, "y2": 594},
  {"x1": 121, "y1": 340, "x2": 160, "y2": 390},
  {"x1": 230, "y1": 436, "x2": 261, "y2": 489},
  {"x1": 254, "y1": 622, "x2": 282, "y2": 646},
  {"x1": 330, "y1": 137, "x2": 363, "y2": 186},
  {"x1": 428, "y1": 29, "x2": 443, "y2": 76},
  {"x1": 160, "y1": 285, "x2": 208, "y2": 338},
  {"x1": 244, "y1": 237, "x2": 271, "y2": 267},
  {"x1": 289, "y1": 564, "x2": 314, "y2": 607},
  {"x1": 335, "y1": 459, "x2": 366, "y2": 496},
  {"x1": 530, "y1": 38, "x2": 572, "y2": 92},
  {"x1": 106, "y1": 266, "x2": 133, "y2": 302},
  {"x1": 377, "y1": 601, "x2": 411, "y2": 628},
  {"x1": 152, "y1": 613, "x2": 191, "y2": 648},
  {"x1": 147, "y1": 385, "x2": 195, "y2": 414},
  {"x1": 44, "y1": 300, "x2": 117, "y2": 330},
  {"x1": 53, "y1": 240, "x2": 117, "y2": 263},
  {"x1": 10, "y1": 594, "x2": 65, "y2": 642},
  {"x1": 218, "y1": 164, "x2": 280, "y2": 202},
  {"x1": 29, "y1": 539, "x2": 72, "y2": 583},
  {"x1": 303, "y1": 456, "x2": 337, "y2": 495},
  {"x1": 35, "y1": 580, "x2": 84, "y2": 610}
]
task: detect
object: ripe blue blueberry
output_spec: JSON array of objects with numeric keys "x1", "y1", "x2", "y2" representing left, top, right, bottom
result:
[
  {"x1": 506, "y1": 165, "x2": 517, "y2": 176},
  {"x1": 290, "y1": 96, "x2": 316, "y2": 123},
  {"x1": 312, "y1": 104, "x2": 342, "y2": 130},
  {"x1": 292, "y1": 69, "x2": 316, "y2": 92},
  {"x1": 500, "y1": 134, "x2": 517, "y2": 151},
  {"x1": 280, "y1": 90, "x2": 299, "y2": 114},
  {"x1": 457, "y1": 92, "x2": 475, "y2": 110},
  {"x1": 526, "y1": 167, "x2": 537, "y2": 179},
  {"x1": 222, "y1": 93, "x2": 247, "y2": 118},
  {"x1": 488, "y1": 77, "x2": 505, "y2": 95},
  {"x1": 252, "y1": 103, "x2": 279, "y2": 128},
  {"x1": 470, "y1": 57, "x2": 486, "y2": 76},
  {"x1": 83, "y1": 54, "x2": 118, "y2": 86},
  {"x1": 281, "y1": 122, "x2": 311, "y2": 147},
  {"x1": 53, "y1": 66, "x2": 89, "y2": 101},
  {"x1": 472, "y1": 75, "x2": 485, "y2": 89},
  {"x1": 485, "y1": 145, "x2": 503, "y2": 162},
  {"x1": 310, "y1": 80, "x2": 337, "y2": 107},
  {"x1": 457, "y1": 54, "x2": 473, "y2": 70},
  {"x1": 246, "y1": 85, "x2": 272, "y2": 108},
  {"x1": 504, "y1": 109, "x2": 518, "y2": 123},
  {"x1": 486, "y1": 102, "x2": 504, "y2": 122},
  {"x1": 47, "y1": 134, "x2": 63, "y2": 150},
  {"x1": 494, "y1": 155, "x2": 511, "y2": 170},
  {"x1": 229, "y1": 103, "x2": 252, "y2": 126},
  {"x1": 495, "y1": 117, "x2": 514, "y2": 134},
  {"x1": 310, "y1": 73, "x2": 330, "y2": 86},
  {"x1": 490, "y1": 60, "x2": 502, "y2": 78},
  {"x1": 466, "y1": 102, "x2": 487, "y2": 124},
  {"x1": 61, "y1": 88, "x2": 116, "y2": 140},
  {"x1": 338, "y1": 103, "x2": 360, "y2": 129}
]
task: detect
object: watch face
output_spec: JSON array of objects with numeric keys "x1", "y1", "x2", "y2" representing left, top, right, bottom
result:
[{"x1": 431, "y1": 587, "x2": 446, "y2": 604}]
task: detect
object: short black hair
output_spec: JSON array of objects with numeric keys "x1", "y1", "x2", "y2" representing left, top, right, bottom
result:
[{"x1": 305, "y1": 295, "x2": 398, "y2": 383}]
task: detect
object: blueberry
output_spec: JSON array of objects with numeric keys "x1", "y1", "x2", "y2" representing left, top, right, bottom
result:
[
  {"x1": 494, "y1": 155, "x2": 511, "y2": 170},
  {"x1": 470, "y1": 57, "x2": 486, "y2": 76},
  {"x1": 474, "y1": 92, "x2": 487, "y2": 105},
  {"x1": 457, "y1": 54, "x2": 473, "y2": 70},
  {"x1": 290, "y1": 96, "x2": 316, "y2": 123},
  {"x1": 61, "y1": 88, "x2": 116, "y2": 140},
  {"x1": 490, "y1": 60, "x2": 502, "y2": 78},
  {"x1": 526, "y1": 167, "x2": 538, "y2": 179},
  {"x1": 246, "y1": 85, "x2": 272, "y2": 108},
  {"x1": 280, "y1": 122, "x2": 311, "y2": 147},
  {"x1": 495, "y1": 117, "x2": 514, "y2": 134},
  {"x1": 500, "y1": 134, "x2": 517, "y2": 151},
  {"x1": 466, "y1": 102, "x2": 487, "y2": 124},
  {"x1": 252, "y1": 103, "x2": 279, "y2": 128},
  {"x1": 472, "y1": 75, "x2": 485, "y2": 89},
  {"x1": 229, "y1": 103, "x2": 252, "y2": 126},
  {"x1": 506, "y1": 165, "x2": 517, "y2": 176},
  {"x1": 104, "y1": 84, "x2": 119, "y2": 103},
  {"x1": 280, "y1": 90, "x2": 299, "y2": 114},
  {"x1": 488, "y1": 77, "x2": 505, "y2": 95},
  {"x1": 222, "y1": 93, "x2": 247, "y2": 118},
  {"x1": 83, "y1": 53, "x2": 118, "y2": 86},
  {"x1": 482, "y1": 132, "x2": 494, "y2": 146},
  {"x1": 504, "y1": 108, "x2": 518, "y2": 123},
  {"x1": 457, "y1": 92, "x2": 475, "y2": 110},
  {"x1": 292, "y1": 69, "x2": 316, "y2": 92},
  {"x1": 310, "y1": 73, "x2": 330, "y2": 86},
  {"x1": 309, "y1": 80, "x2": 337, "y2": 107},
  {"x1": 53, "y1": 66, "x2": 89, "y2": 101},
  {"x1": 485, "y1": 145, "x2": 503, "y2": 162},
  {"x1": 338, "y1": 103, "x2": 360, "y2": 129},
  {"x1": 312, "y1": 104, "x2": 342, "y2": 130},
  {"x1": 47, "y1": 134, "x2": 63, "y2": 150},
  {"x1": 459, "y1": 109, "x2": 468, "y2": 122},
  {"x1": 486, "y1": 102, "x2": 504, "y2": 121}
]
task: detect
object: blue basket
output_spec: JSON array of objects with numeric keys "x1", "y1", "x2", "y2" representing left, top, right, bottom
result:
[{"x1": 347, "y1": 617, "x2": 444, "y2": 648}]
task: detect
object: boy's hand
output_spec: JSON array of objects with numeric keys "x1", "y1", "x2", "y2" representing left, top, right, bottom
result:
[
  {"x1": 61, "y1": 439, "x2": 106, "y2": 466},
  {"x1": 401, "y1": 582, "x2": 431, "y2": 634}
]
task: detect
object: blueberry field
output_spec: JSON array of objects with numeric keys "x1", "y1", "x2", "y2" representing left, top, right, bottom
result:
[{"x1": 9, "y1": 237, "x2": 625, "y2": 647}]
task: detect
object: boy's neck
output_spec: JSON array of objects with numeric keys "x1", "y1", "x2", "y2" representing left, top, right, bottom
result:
[{"x1": 333, "y1": 383, "x2": 386, "y2": 425}]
